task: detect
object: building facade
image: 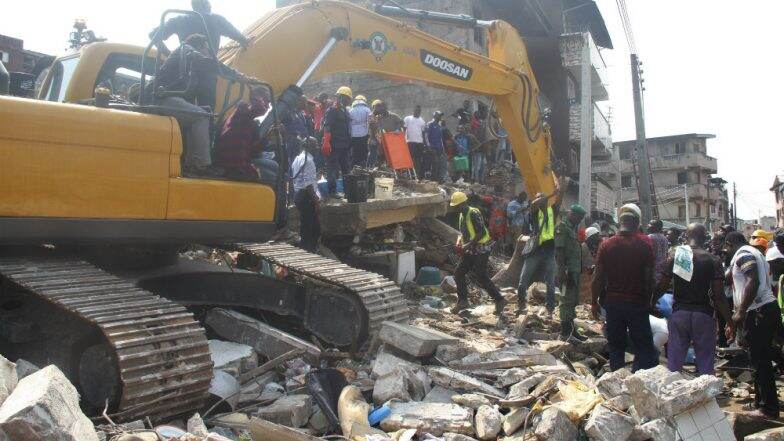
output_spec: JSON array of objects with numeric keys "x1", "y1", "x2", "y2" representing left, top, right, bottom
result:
[
  {"x1": 275, "y1": 0, "x2": 614, "y2": 217},
  {"x1": 595, "y1": 134, "x2": 730, "y2": 231},
  {"x1": 771, "y1": 176, "x2": 784, "y2": 229}
]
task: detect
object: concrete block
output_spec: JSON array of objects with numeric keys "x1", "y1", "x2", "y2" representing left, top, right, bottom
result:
[
  {"x1": 623, "y1": 365, "x2": 683, "y2": 420},
  {"x1": 629, "y1": 419, "x2": 678, "y2": 441},
  {"x1": 373, "y1": 368, "x2": 412, "y2": 405},
  {"x1": 747, "y1": 427, "x2": 784, "y2": 441},
  {"x1": 584, "y1": 404, "x2": 635, "y2": 441},
  {"x1": 258, "y1": 394, "x2": 312, "y2": 428},
  {"x1": 209, "y1": 340, "x2": 258, "y2": 377},
  {"x1": 371, "y1": 347, "x2": 420, "y2": 378},
  {"x1": 0, "y1": 356, "x2": 16, "y2": 408},
  {"x1": 240, "y1": 371, "x2": 277, "y2": 404},
  {"x1": 534, "y1": 407, "x2": 577, "y2": 441},
  {"x1": 604, "y1": 393, "x2": 633, "y2": 412},
  {"x1": 658, "y1": 375, "x2": 724, "y2": 417},
  {"x1": 380, "y1": 401, "x2": 474, "y2": 436},
  {"x1": 428, "y1": 367, "x2": 505, "y2": 397},
  {"x1": 595, "y1": 368, "x2": 631, "y2": 399},
  {"x1": 424, "y1": 386, "x2": 459, "y2": 404},
  {"x1": 379, "y1": 321, "x2": 458, "y2": 357},
  {"x1": 452, "y1": 393, "x2": 491, "y2": 409},
  {"x1": 502, "y1": 407, "x2": 529, "y2": 435},
  {"x1": 507, "y1": 373, "x2": 546, "y2": 399},
  {"x1": 497, "y1": 368, "x2": 531, "y2": 387},
  {"x1": 206, "y1": 308, "x2": 321, "y2": 363},
  {"x1": 452, "y1": 345, "x2": 558, "y2": 370},
  {"x1": 0, "y1": 365, "x2": 98, "y2": 441},
  {"x1": 475, "y1": 405, "x2": 502, "y2": 440}
]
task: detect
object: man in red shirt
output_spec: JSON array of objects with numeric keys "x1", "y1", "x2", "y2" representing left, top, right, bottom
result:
[
  {"x1": 214, "y1": 87, "x2": 269, "y2": 180},
  {"x1": 591, "y1": 203, "x2": 658, "y2": 371}
]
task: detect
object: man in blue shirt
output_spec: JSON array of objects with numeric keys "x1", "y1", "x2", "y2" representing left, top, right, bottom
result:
[{"x1": 424, "y1": 111, "x2": 447, "y2": 183}]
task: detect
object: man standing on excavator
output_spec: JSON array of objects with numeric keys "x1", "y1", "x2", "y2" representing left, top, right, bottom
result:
[
  {"x1": 322, "y1": 86, "x2": 353, "y2": 196},
  {"x1": 151, "y1": 0, "x2": 249, "y2": 56},
  {"x1": 451, "y1": 191, "x2": 507, "y2": 315}
]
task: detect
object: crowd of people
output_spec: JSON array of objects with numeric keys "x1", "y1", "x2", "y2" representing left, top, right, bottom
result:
[{"x1": 452, "y1": 184, "x2": 784, "y2": 419}]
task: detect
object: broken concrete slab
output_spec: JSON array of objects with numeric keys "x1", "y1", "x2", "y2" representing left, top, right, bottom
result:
[
  {"x1": 206, "y1": 308, "x2": 321, "y2": 364},
  {"x1": 379, "y1": 322, "x2": 458, "y2": 357},
  {"x1": 658, "y1": 375, "x2": 724, "y2": 417},
  {"x1": 629, "y1": 418, "x2": 678, "y2": 441},
  {"x1": 371, "y1": 347, "x2": 420, "y2": 378},
  {"x1": 322, "y1": 193, "x2": 447, "y2": 235},
  {"x1": 443, "y1": 434, "x2": 479, "y2": 441},
  {"x1": 728, "y1": 411, "x2": 784, "y2": 440},
  {"x1": 502, "y1": 407, "x2": 529, "y2": 435},
  {"x1": 257, "y1": 394, "x2": 312, "y2": 428},
  {"x1": 209, "y1": 339, "x2": 258, "y2": 377},
  {"x1": 424, "y1": 386, "x2": 460, "y2": 404},
  {"x1": 604, "y1": 393, "x2": 633, "y2": 412},
  {"x1": 623, "y1": 365, "x2": 684, "y2": 421},
  {"x1": 13, "y1": 359, "x2": 37, "y2": 382},
  {"x1": 595, "y1": 368, "x2": 631, "y2": 399},
  {"x1": 475, "y1": 405, "x2": 502, "y2": 440},
  {"x1": 0, "y1": 356, "x2": 16, "y2": 407},
  {"x1": 451, "y1": 345, "x2": 557, "y2": 370},
  {"x1": 239, "y1": 371, "x2": 277, "y2": 404},
  {"x1": 0, "y1": 365, "x2": 98, "y2": 441},
  {"x1": 497, "y1": 368, "x2": 531, "y2": 388},
  {"x1": 534, "y1": 407, "x2": 577, "y2": 441},
  {"x1": 380, "y1": 401, "x2": 474, "y2": 436},
  {"x1": 452, "y1": 393, "x2": 491, "y2": 409},
  {"x1": 507, "y1": 374, "x2": 546, "y2": 399},
  {"x1": 428, "y1": 367, "x2": 505, "y2": 397},
  {"x1": 373, "y1": 368, "x2": 412, "y2": 405},
  {"x1": 584, "y1": 404, "x2": 635, "y2": 441}
]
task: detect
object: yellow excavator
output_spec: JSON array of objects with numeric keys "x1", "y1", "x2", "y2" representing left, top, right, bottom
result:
[{"x1": 0, "y1": 1, "x2": 555, "y2": 422}]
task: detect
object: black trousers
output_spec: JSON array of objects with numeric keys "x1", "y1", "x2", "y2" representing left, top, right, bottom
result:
[
  {"x1": 408, "y1": 142, "x2": 425, "y2": 176},
  {"x1": 745, "y1": 301, "x2": 781, "y2": 415},
  {"x1": 327, "y1": 148, "x2": 351, "y2": 194},
  {"x1": 455, "y1": 251, "x2": 502, "y2": 303},
  {"x1": 294, "y1": 189, "x2": 320, "y2": 253},
  {"x1": 605, "y1": 301, "x2": 658, "y2": 372},
  {"x1": 350, "y1": 136, "x2": 369, "y2": 168}
]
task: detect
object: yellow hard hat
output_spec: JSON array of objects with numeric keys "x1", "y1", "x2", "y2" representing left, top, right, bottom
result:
[
  {"x1": 752, "y1": 229, "x2": 774, "y2": 241},
  {"x1": 354, "y1": 95, "x2": 367, "y2": 102},
  {"x1": 336, "y1": 86, "x2": 353, "y2": 99},
  {"x1": 371, "y1": 99, "x2": 384, "y2": 108},
  {"x1": 450, "y1": 191, "x2": 468, "y2": 207}
]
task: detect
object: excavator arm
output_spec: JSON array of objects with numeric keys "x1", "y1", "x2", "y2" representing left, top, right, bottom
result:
[{"x1": 218, "y1": 0, "x2": 556, "y2": 196}]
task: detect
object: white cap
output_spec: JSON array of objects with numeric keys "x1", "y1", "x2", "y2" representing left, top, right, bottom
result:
[
  {"x1": 619, "y1": 203, "x2": 642, "y2": 219},
  {"x1": 585, "y1": 227, "x2": 601, "y2": 239},
  {"x1": 766, "y1": 245, "x2": 784, "y2": 262}
]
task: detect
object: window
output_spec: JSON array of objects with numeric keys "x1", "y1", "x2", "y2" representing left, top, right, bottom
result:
[
  {"x1": 675, "y1": 142, "x2": 686, "y2": 154},
  {"x1": 621, "y1": 175, "x2": 632, "y2": 188},
  {"x1": 94, "y1": 53, "x2": 156, "y2": 103},
  {"x1": 692, "y1": 142, "x2": 702, "y2": 153},
  {"x1": 695, "y1": 203, "x2": 702, "y2": 217},
  {"x1": 677, "y1": 171, "x2": 689, "y2": 184},
  {"x1": 619, "y1": 146, "x2": 632, "y2": 160},
  {"x1": 678, "y1": 205, "x2": 686, "y2": 219},
  {"x1": 0, "y1": 51, "x2": 8, "y2": 63},
  {"x1": 43, "y1": 56, "x2": 80, "y2": 102}
]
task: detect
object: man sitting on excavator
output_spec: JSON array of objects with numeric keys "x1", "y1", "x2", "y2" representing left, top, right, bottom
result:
[{"x1": 148, "y1": 34, "x2": 255, "y2": 176}]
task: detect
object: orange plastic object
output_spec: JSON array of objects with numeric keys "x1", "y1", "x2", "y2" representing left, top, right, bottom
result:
[{"x1": 381, "y1": 132, "x2": 414, "y2": 170}]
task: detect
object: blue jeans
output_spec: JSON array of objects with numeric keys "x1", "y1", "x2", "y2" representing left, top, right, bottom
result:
[
  {"x1": 605, "y1": 301, "x2": 658, "y2": 372},
  {"x1": 471, "y1": 152, "x2": 485, "y2": 183},
  {"x1": 517, "y1": 245, "x2": 556, "y2": 311}
]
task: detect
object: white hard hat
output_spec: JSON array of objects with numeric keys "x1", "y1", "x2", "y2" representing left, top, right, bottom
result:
[
  {"x1": 766, "y1": 246, "x2": 784, "y2": 262},
  {"x1": 619, "y1": 203, "x2": 642, "y2": 219},
  {"x1": 585, "y1": 227, "x2": 601, "y2": 239}
]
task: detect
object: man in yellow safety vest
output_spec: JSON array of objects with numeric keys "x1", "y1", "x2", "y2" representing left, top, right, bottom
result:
[{"x1": 451, "y1": 191, "x2": 507, "y2": 314}]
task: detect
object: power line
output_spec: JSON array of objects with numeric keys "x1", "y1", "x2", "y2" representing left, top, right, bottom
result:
[{"x1": 615, "y1": 0, "x2": 637, "y2": 54}]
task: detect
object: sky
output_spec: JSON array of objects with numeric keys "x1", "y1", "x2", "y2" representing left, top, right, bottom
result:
[{"x1": 2, "y1": 0, "x2": 780, "y2": 219}]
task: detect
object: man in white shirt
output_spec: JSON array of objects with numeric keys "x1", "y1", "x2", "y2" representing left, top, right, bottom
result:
[
  {"x1": 403, "y1": 105, "x2": 426, "y2": 177},
  {"x1": 291, "y1": 137, "x2": 321, "y2": 252},
  {"x1": 349, "y1": 95, "x2": 372, "y2": 168},
  {"x1": 725, "y1": 231, "x2": 780, "y2": 418}
]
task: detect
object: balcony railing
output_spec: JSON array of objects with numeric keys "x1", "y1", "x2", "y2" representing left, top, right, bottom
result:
[
  {"x1": 559, "y1": 32, "x2": 608, "y2": 101},
  {"x1": 568, "y1": 103, "x2": 612, "y2": 155}
]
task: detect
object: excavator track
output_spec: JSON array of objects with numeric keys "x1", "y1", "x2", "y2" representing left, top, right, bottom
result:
[
  {"x1": 236, "y1": 242, "x2": 409, "y2": 346},
  {"x1": 0, "y1": 257, "x2": 213, "y2": 422}
]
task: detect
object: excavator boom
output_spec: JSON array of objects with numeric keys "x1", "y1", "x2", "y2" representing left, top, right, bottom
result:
[{"x1": 219, "y1": 0, "x2": 555, "y2": 196}]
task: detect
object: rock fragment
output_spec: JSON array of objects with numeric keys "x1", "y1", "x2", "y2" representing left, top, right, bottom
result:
[
  {"x1": 474, "y1": 405, "x2": 502, "y2": 440},
  {"x1": 258, "y1": 394, "x2": 312, "y2": 428}
]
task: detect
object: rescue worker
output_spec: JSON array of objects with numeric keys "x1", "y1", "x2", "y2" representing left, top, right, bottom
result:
[
  {"x1": 150, "y1": 0, "x2": 250, "y2": 109},
  {"x1": 556, "y1": 204, "x2": 587, "y2": 341},
  {"x1": 322, "y1": 86, "x2": 353, "y2": 196},
  {"x1": 451, "y1": 191, "x2": 507, "y2": 315},
  {"x1": 291, "y1": 137, "x2": 321, "y2": 252},
  {"x1": 349, "y1": 95, "x2": 372, "y2": 167}
]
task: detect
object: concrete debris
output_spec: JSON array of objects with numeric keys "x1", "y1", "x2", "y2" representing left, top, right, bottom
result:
[
  {"x1": 623, "y1": 365, "x2": 684, "y2": 421},
  {"x1": 380, "y1": 401, "x2": 474, "y2": 436},
  {"x1": 747, "y1": 427, "x2": 784, "y2": 441},
  {"x1": 502, "y1": 407, "x2": 529, "y2": 435},
  {"x1": 424, "y1": 386, "x2": 460, "y2": 404},
  {"x1": 186, "y1": 413, "x2": 209, "y2": 438},
  {"x1": 657, "y1": 375, "x2": 724, "y2": 417},
  {"x1": 373, "y1": 367, "x2": 413, "y2": 404},
  {"x1": 209, "y1": 339, "x2": 259, "y2": 378},
  {"x1": 0, "y1": 356, "x2": 16, "y2": 407},
  {"x1": 372, "y1": 347, "x2": 420, "y2": 378},
  {"x1": 507, "y1": 374, "x2": 546, "y2": 399},
  {"x1": 629, "y1": 418, "x2": 678, "y2": 441},
  {"x1": 584, "y1": 404, "x2": 635, "y2": 441},
  {"x1": 443, "y1": 434, "x2": 480, "y2": 441},
  {"x1": 428, "y1": 367, "x2": 505, "y2": 397},
  {"x1": 604, "y1": 393, "x2": 633, "y2": 412},
  {"x1": 13, "y1": 359, "x2": 38, "y2": 381},
  {"x1": 0, "y1": 365, "x2": 99, "y2": 441},
  {"x1": 595, "y1": 368, "x2": 631, "y2": 399},
  {"x1": 379, "y1": 321, "x2": 458, "y2": 357},
  {"x1": 452, "y1": 393, "x2": 492, "y2": 409},
  {"x1": 534, "y1": 407, "x2": 577, "y2": 441},
  {"x1": 257, "y1": 394, "x2": 312, "y2": 428},
  {"x1": 474, "y1": 405, "x2": 503, "y2": 440},
  {"x1": 205, "y1": 308, "x2": 322, "y2": 364}
]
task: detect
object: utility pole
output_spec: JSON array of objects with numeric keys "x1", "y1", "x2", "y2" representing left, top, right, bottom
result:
[
  {"x1": 733, "y1": 182, "x2": 738, "y2": 229},
  {"x1": 630, "y1": 53, "x2": 652, "y2": 224},
  {"x1": 705, "y1": 181, "x2": 711, "y2": 231},
  {"x1": 684, "y1": 183, "x2": 690, "y2": 225},
  {"x1": 578, "y1": 33, "x2": 593, "y2": 216}
]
